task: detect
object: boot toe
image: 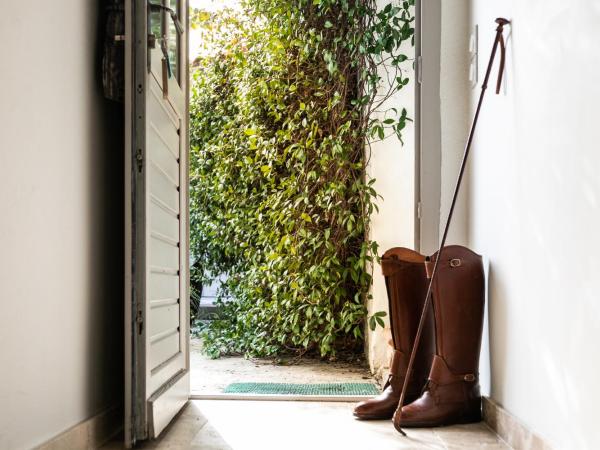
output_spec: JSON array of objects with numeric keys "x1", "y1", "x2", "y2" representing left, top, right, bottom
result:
[
  {"x1": 352, "y1": 400, "x2": 370, "y2": 418},
  {"x1": 394, "y1": 403, "x2": 423, "y2": 427},
  {"x1": 392, "y1": 403, "x2": 424, "y2": 433},
  {"x1": 352, "y1": 396, "x2": 395, "y2": 420},
  {"x1": 393, "y1": 391, "x2": 440, "y2": 428}
]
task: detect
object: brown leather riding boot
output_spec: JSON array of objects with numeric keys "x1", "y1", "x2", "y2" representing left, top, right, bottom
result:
[
  {"x1": 393, "y1": 245, "x2": 485, "y2": 429},
  {"x1": 354, "y1": 248, "x2": 434, "y2": 420}
]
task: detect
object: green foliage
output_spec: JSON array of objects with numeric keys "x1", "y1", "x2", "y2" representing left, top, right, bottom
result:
[
  {"x1": 368, "y1": 310, "x2": 387, "y2": 331},
  {"x1": 189, "y1": 0, "x2": 414, "y2": 358}
]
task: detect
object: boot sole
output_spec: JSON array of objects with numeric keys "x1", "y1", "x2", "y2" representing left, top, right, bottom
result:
[{"x1": 353, "y1": 412, "x2": 393, "y2": 421}]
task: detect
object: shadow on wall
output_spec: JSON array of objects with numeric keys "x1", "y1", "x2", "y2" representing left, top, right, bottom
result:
[{"x1": 82, "y1": 0, "x2": 125, "y2": 415}]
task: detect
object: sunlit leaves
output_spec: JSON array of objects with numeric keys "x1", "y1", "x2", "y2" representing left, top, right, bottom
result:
[{"x1": 189, "y1": 0, "x2": 414, "y2": 358}]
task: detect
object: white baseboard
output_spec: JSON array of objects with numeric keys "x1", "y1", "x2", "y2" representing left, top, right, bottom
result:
[
  {"x1": 483, "y1": 397, "x2": 552, "y2": 450},
  {"x1": 35, "y1": 405, "x2": 122, "y2": 450}
]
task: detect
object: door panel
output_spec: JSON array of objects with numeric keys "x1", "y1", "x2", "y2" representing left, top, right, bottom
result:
[
  {"x1": 149, "y1": 303, "x2": 181, "y2": 338},
  {"x1": 149, "y1": 327, "x2": 180, "y2": 369},
  {"x1": 149, "y1": 352, "x2": 186, "y2": 394},
  {"x1": 151, "y1": 236, "x2": 179, "y2": 268},
  {"x1": 147, "y1": 370, "x2": 190, "y2": 438},
  {"x1": 150, "y1": 271, "x2": 180, "y2": 299},
  {"x1": 125, "y1": 0, "x2": 189, "y2": 446},
  {"x1": 150, "y1": 200, "x2": 180, "y2": 241},
  {"x1": 150, "y1": 164, "x2": 179, "y2": 208},
  {"x1": 149, "y1": 130, "x2": 179, "y2": 181},
  {"x1": 150, "y1": 50, "x2": 185, "y2": 116}
]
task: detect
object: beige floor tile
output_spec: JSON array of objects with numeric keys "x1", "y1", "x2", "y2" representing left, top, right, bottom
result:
[
  {"x1": 433, "y1": 422, "x2": 510, "y2": 448},
  {"x1": 102, "y1": 400, "x2": 511, "y2": 450}
]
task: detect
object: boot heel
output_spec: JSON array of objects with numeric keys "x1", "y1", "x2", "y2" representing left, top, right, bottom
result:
[{"x1": 458, "y1": 406, "x2": 482, "y2": 424}]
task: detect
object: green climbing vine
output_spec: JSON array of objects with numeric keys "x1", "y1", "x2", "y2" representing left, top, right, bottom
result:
[{"x1": 189, "y1": 0, "x2": 415, "y2": 358}]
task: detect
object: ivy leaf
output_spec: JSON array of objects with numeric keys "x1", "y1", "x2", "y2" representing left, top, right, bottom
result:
[{"x1": 369, "y1": 316, "x2": 376, "y2": 331}]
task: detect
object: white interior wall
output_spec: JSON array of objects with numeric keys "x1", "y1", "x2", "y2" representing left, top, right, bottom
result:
[
  {"x1": 440, "y1": 1, "x2": 600, "y2": 448},
  {"x1": 0, "y1": 2, "x2": 123, "y2": 449},
  {"x1": 366, "y1": 13, "x2": 416, "y2": 377}
]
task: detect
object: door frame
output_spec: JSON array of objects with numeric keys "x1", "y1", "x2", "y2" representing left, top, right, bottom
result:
[{"x1": 415, "y1": 0, "x2": 442, "y2": 255}]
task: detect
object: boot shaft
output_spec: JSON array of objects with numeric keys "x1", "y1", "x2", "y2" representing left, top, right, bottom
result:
[
  {"x1": 430, "y1": 245, "x2": 485, "y2": 374},
  {"x1": 381, "y1": 248, "x2": 435, "y2": 381},
  {"x1": 353, "y1": 248, "x2": 436, "y2": 421},
  {"x1": 392, "y1": 245, "x2": 486, "y2": 430}
]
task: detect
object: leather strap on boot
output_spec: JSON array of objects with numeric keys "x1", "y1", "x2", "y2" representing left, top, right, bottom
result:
[
  {"x1": 427, "y1": 355, "x2": 479, "y2": 409},
  {"x1": 389, "y1": 350, "x2": 408, "y2": 377},
  {"x1": 382, "y1": 350, "x2": 408, "y2": 389},
  {"x1": 424, "y1": 259, "x2": 434, "y2": 279},
  {"x1": 428, "y1": 355, "x2": 477, "y2": 386},
  {"x1": 395, "y1": 355, "x2": 482, "y2": 427}
]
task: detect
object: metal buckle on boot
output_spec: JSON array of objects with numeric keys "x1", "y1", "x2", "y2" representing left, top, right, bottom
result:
[
  {"x1": 463, "y1": 374, "x2": 476, "y2": 382},
  {"x1": 450, "y1": 258, "x2": 462, "y2": 268}
]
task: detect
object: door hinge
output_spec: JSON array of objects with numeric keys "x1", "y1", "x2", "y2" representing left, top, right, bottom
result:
[
  {"x1": 416, "y1": 55, "x2": 423, "y2": 84},
  {"x1": 136, "y1": 310, "x2": 144, "y2": 335},
  {"x1": 417, "y1": 201, "x2": 423, "y2": 219},
  {"x1": 148, "y1": 33, "x2": 156, "y2": 49},
  {"x1": 136, "y1": 148, "x2": 143, "y2": 173}
]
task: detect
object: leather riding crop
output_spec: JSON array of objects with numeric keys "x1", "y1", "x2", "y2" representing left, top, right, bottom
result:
[{"x1": 395, "y1": 17, "x2": 510, "y2": 436}]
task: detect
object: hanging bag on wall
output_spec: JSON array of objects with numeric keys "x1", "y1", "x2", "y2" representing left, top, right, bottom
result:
[{"x1": 102, "y1": 0, "x2": 125, "y2": 102}]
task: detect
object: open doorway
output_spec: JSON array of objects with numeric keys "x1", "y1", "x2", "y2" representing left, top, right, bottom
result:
[
  {"x1": 124, "y1": 0, "x2": 417, "y2": 443},
  {"x1": 185, "y1": 0, "x2": 411, "y2": 399}
]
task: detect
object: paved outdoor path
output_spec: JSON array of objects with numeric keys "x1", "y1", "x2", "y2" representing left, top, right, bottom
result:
[{"x1": 190, "y1": 338, "x2": 375, "y2": 394}]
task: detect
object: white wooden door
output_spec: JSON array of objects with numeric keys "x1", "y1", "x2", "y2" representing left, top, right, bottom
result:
[{"x1": 124, "y1": 0, "x2": 189, "y2": 446}]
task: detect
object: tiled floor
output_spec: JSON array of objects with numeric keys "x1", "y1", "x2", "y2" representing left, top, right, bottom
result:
[{"x1": 102, "y1": 400, "x2": 511, "y2": 449}]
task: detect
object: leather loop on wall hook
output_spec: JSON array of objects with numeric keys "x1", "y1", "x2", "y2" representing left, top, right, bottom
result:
[{"x1": 495, "y1": 17, "x2": 509, "y2": 94}]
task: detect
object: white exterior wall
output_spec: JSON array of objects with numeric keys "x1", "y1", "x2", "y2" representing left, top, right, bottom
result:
[
  {"x1": 0, "y1": 2, "x2": 123, "y2": 449},
  {"x1": 440, "y1": 1, "x2": 600, "y2": 448},
  {"x1": 366, "y1": 17, "x2": 416, "y2": 377}
]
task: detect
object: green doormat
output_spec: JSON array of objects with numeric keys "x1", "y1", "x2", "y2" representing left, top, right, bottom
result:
[{"x1": 222, "y1": 382, "x2": 379, "y2": 396}]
